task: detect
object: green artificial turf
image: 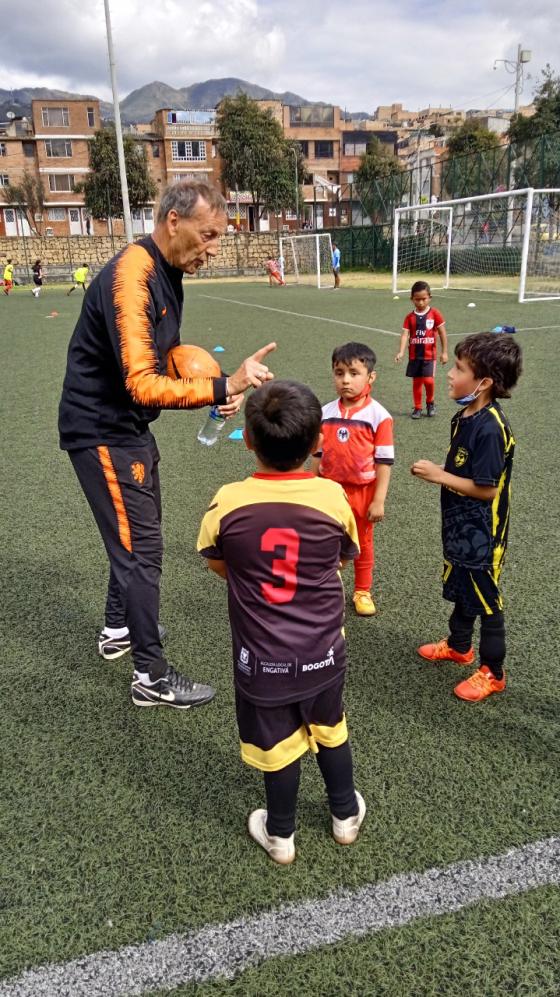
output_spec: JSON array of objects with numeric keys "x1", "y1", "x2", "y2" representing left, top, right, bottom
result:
[{"x1": 0, "y1": 281, "x2": 559, "y2": 985}]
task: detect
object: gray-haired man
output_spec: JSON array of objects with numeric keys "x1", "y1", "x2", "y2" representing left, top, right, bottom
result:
[{"x1": 59, "y1": 180, "x2": 276, "y2": 709}]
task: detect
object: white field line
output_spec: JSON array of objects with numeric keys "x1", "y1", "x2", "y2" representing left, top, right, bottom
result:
[
  {"x1": 199, "y1": 294, "x2": 401, "y2": 337},
  {"x1": 1, "y1": 837, "x2": 558, "y2": 997}
]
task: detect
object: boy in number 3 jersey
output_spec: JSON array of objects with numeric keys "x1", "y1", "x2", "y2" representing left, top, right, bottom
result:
[{"x1": 198, "y1": 380, "x2": 365, "y2": 865}]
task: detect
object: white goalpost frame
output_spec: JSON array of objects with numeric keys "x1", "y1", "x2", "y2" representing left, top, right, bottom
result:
[
  {"x1": 392, "y1": 188, "x2": 560, "y2": 303},
  {"x1": 279, "y1": 233, "x2": 334, "y2": 289}
]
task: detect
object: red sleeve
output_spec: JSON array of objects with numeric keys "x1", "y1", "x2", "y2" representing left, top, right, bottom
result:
[
  {"x1": 403, "y1": 313, "x2": 414, "y2": 332},
  {"x1": 432, "y1": 308, "x2": 445, "y2": 327}
]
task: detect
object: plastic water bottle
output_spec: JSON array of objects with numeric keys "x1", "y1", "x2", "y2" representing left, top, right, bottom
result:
[{"x1": 197, "y1": 406, "x2": 226, "y2": 446}]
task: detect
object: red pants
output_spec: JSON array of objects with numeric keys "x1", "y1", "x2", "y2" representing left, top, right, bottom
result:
[
  {"x1": 344, "y1": 481, "x2": 375, "y2": 592},
  {"x1": 413, "y1": 377, "x2": 435, "y2": 407}
]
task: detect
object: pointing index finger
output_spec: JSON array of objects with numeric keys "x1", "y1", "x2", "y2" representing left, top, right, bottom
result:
[{"x1": 252, "y1": 342, "x2": 277, "y2": 362}]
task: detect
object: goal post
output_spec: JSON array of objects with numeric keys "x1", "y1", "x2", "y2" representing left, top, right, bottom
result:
[
  {"x1": 392, "y1": 188, "x2": 560, "y2": 302},
  {"x1": 279, "y1": 233, "x2": 334, "y2": 288}
]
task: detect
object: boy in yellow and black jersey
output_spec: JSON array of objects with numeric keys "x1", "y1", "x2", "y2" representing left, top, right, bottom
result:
[
  {"x1": 411, "y1": 332, "x2": 522, "y2": 702},
  {"x1": 198, "y1": 380, "x2": 365, "y2": 864}
]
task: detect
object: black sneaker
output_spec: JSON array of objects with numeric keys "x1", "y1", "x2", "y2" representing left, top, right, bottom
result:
[
  {"x1": 411, "y1": 408, "x2": 422, "y2": 419},
  {"x1": 426, "y1": 402, "x2": 436, "y2": 417},
  {"x1": 131, "y1": 664, "x2": 216, "y2": 709},
  {"x1": 97, "y1": 623, "x2": 167, "y2": 661}
]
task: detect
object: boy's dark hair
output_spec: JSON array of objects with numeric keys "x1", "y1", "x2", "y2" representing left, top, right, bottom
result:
[
  {"x1": 331, "y1": 341, "x2": 376, "y2": 372},
  {"x1": 455, "y1": 332, "x2": 522, "y2": 399},
  {"x1": 410, "y1": 280, "x2": 431, "y2": 296},
  {"x1": 7, "y1": 258, "x2": 11, "y2": 264},
  {"x1": 82, "y1": 262, "x2": 88, "y2": 268},
  {"x1": 245, "y1": 380, "x2": 322, "y2": 471}
]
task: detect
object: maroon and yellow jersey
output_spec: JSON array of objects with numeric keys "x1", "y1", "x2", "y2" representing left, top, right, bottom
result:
[
  {"x1": 197, "y1": 472, "x2": 359, "y2": 706},
  {"x1": 317, "y1": 394, "x2": 394, "y2": 486},
  {"x1": 403, "y1": 307, "x2": 445, "y2": 363},
  {"x1": 59, "y1": 237, "x2": 227, "y2": 450}
]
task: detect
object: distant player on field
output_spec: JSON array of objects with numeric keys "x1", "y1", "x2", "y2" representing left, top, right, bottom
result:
[
  {"x1": 332, "y1": 241, "x2": 341, "y2": 288},
  {"x1": 3, "y1": 258, "x2": 14, "y2": 295},
  {"x1": 198, "y1": 380, "x2": 365, "y2": 865},
  {"x1": 395, "y1": 280, "x2": 448, "y2": 418},
  {"x1": 312, "y1": 342, "x2": 394, "y2": 617},
  {"x1": 264, "y1": 256, "x2": 285, "y2": 286},
  {"x1": 67, "y1": 263, "x2": 90, "y2": 295},
  {"x1": 412, "y1": 332, "x2": 522, "y2": 702},
  {"x1": 32, "y1": 259, "x2": 43, "y2": 298}
]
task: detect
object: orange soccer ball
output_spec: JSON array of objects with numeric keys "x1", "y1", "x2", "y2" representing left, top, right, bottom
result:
[{"x1": 167, "y1": 344, "x2": 221, "y2": 379}]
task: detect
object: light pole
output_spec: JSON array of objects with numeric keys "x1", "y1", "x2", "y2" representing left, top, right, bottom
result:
[
  {"x1": 103, "y1": 0, "x2": 133, "y2": 243},
  {"x1": 290, "y1": 146, "x2": 299, "y2": 228},
  {"x1": 493, "y1": 44, "x2": 532, "y2": 113}
]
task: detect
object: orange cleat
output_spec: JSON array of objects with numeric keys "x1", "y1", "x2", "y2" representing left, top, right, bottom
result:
[
  {"x1": 454, "y1": 665, "x2": 506, "y2": 702},
  {"x1": 417, "y1": 638, "x2": 474, "y2": 665}
]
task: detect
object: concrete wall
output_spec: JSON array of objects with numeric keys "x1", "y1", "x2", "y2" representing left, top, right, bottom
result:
[{"x1": 0, "y1": 231, "x2": 284, "y2": 279}]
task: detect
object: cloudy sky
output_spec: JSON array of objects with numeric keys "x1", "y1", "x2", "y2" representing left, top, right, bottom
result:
[{"x1": 2, "y1": 0, "x2": 558, "y2": 112}]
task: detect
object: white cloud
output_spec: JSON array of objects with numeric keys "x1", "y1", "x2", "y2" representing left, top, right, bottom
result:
[{"x1": 0, "y1": 0, "x2": 557, "y2": 111}]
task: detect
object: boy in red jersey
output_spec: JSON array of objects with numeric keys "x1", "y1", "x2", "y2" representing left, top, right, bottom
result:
[
  {"x1": 264, "y1": 256, "x2": 285, "y2": 286},
  {"x1": 395, "y1": 280, "x2": 448, "y2": 419},
  {"x1": 198, "y1": 381, "x2": 365, "y2": 865},
  {"x1": 312, "y1": 342, "x2": 394, "y2": 617}
]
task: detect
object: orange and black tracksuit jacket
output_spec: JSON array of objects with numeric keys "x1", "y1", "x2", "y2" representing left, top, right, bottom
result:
[
  {"x1": 59, "y1": 236, "x2": 227, "y2": 450},
  {"x1": 58, "y1": 238, "x2": 228, "y2": 675}
]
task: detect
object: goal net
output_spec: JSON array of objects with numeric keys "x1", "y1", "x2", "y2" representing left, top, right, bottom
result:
[
  {"x1": 393, "y1": 188, "x2": 560, "y2": 302},
  {"x1": 279, "y1": 233, "x2": 334, "y2": 288}
]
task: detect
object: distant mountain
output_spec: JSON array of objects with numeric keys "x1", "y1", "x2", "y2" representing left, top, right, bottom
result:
[
  {"x1": 120, "y1": 78, "x2": 312, "y2": 123},
  {"x1": 0, "y1": 78, "x2": 353, "y2": 125}
]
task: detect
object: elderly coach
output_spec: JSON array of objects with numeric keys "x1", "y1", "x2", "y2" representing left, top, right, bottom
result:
[{"x1": 59, "y1": 180, "x2": 275, "y2": 710}]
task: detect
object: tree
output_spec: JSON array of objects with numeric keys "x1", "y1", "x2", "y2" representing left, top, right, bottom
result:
[
  {"x1": 355, "y1": 138, "x2": 406, "y2": 221},
  {"x1": 446, "y1": 120, "x2": 501, "y2": 157},
  {"x1": 441, "y1": 121, "x2": 505, "y2": 199},
  {"x1": 1, "y1": 171, "x2": 45, "y2": 233},
  {"x1": 508, "y1": 65, "x2": 560, "y2": 142},
  {"x1": 217, "y1": 93, "x2": 301, "y2": 230},
  {"x1": 76, "y1": 127, "x2": 156, "y2": 223}
]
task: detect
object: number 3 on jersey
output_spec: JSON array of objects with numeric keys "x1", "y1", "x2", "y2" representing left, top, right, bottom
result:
[{"x1": 260, "y1": 527, "x2": 300, "y2": 604}]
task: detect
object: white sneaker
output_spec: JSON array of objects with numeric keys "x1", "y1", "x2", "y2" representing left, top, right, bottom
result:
[
  {"x1": 247, "y1": 809, "x2": 295, "y2": 865},
  {"x1": 332, "y1": 791, "x2": 366, "y2": 845}
]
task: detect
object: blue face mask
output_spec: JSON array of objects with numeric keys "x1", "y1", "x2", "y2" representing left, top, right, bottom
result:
[{"x1": 455, "y1": 380, "x2": 484, "y2": 406}]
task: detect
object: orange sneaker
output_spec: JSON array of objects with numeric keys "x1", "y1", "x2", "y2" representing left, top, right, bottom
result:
[
  {"x1": 417, "y1": 638, "x2": 474, "y2": 665},
  {"x1": 454, "y1": 666, "x2": 506, "y2": 702},
  {"x1": 353, "y1": 590, "x2": 376, "y2": 616}
]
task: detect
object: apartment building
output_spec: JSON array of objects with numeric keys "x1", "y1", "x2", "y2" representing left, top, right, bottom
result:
[{"x1": 0, "y1": 98, "x2": 102, "y2": 237}]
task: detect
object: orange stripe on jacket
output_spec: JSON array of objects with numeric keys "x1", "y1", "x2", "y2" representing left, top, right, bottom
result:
[
  {"x1": 97, "y1": 446, "x2": 132, "y2": 552},
  {"x1": 113, "y1": 244, "x2": 217, "y2": 409}
]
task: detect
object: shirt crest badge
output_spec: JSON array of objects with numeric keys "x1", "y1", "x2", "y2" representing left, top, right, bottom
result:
[
  {"x1": 337, "y1": 427, "x2": 350, "y2": 443},
  {"x1": 454, "y1": 447, "x2": 469, "y2": 468},
  {"x1": 131, "y1": 461, "x2": 146, "y2": 484},
  {"x1": 426, "y1": 319, "x2": 435, "y2": 330}
]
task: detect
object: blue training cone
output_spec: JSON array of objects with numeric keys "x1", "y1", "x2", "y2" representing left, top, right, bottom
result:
[
  {"x1": 492, "y1": 326, "x2": 503, "y2": 333},
  {"x1": 228, "y1": 428, "x2": 244, "y2": 441},
  {"x1": 213, "y1": 345, "x2": 225, "y2": 352}
]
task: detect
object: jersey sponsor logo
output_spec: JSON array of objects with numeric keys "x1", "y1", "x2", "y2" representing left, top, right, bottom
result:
[
  {"x1": 410, "y1": 337, "x2": 435, "y2": 345},
  {"x1": 131, "y1": 461, "x2": 146, "y2": 484},
  {"x1": 259, "y1": 660, "x2": 294, "y2": 676},
  {"x1": 237, "y1": 646, "x2": 252, "y2": 676},
  {"x1": 301, "y1": 646, "x2": 335, "y2": 673},
  {"x1": 337, "y1": 427, "x2": 350, "y2": 443},
  {"x1": 454, "y1": 446, "x2": 469, "y2": 468}
]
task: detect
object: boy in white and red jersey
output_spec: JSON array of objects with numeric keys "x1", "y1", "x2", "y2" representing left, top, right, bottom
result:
[
  {"x1": 312, "y1": 342, "x2": 394, "y2": 617},
  {"x1": 395, "y1": 280, "x2": 448, "y2": 419}
]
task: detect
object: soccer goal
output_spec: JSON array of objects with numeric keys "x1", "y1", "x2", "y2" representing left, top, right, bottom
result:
[
  {"x1": 279, "y1": 233, "x2": 334, "y2": 288},
  {"x1": 392, "y1": 188, "x2": 560, "y2": 302}
]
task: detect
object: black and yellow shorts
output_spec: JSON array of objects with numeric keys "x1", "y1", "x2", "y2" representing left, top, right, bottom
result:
[
  {"x1": 236, "y1": 675, "x2": 348, "y2": 772},
  {"x1": 442, "y1": 560, "x2": 504, "y2": 616}
]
